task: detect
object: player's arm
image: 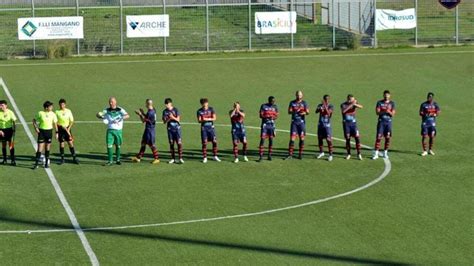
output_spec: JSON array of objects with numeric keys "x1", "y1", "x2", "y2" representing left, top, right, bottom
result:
[
  {"x1": 389, "y1": 103, "x2": 396, "y2": 116},
  {"x1": 229, "y1": 109, "x2": 236, "y2": 118},
  {"x1": 353, "y1": 101, "x2": 363, "y2": 109},
  {"x1": 302, "y1": 104, "x2": 309, "y2": 115},
  {"x1": 211, "y1": 112, "x2": 217, "y2": 121},
  {"x1": 434, "y1": 103, "x2": 441, "y2": 116},
  {"x1": 419, "y1": 104, "x2": 425, "y2": 117},
  {"x1": 53, "y1": 116, "x2": 59, "y2": 139},
  {"x1": 375, "y1": 103, "x2": 381, "y2": 115},
  {"x1": 315, "y1": 104, "x2": 321, "y2": 114},
  {"x1": 274, "y1": 107, "x2": 279, "y2": 120},
  {"x1": 237, "y1": 109, "x2": 245, "y2": 118},
  {"x1": 32, "y1": 116, "x2": 40, "y2": 133},
  {"x1": 135, "y1": 110, "x2": 146, "y2": 123},
  {"x1": 287, "y1": 104, "x2": 292, "y2": 115},
  {"x1": 342, "y1": 104, "x2": 353, "y2": 114},
  {"x1": 197, "y1": 111, "x2": 203, "y2": 123}
]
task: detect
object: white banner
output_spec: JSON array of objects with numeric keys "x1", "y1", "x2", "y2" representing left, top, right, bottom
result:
[
  {"x1": 18, "y1": 16, "x2": 83, "y2": 40},
  {"x1": 376, "y1": 8, "x2": 417, "y2": 31},
  {"x1": 126, "y1": 15, "x2": 169, "y2": 38},
  {"x1": 255, "y1": 12, "x2": 297, "y2": 34}
]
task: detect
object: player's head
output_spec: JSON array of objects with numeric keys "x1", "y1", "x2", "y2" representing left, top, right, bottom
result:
[
  {"x1": 427, "y1": 92, "x2": 434, "y2": 102},
  {"x1": 295, "y1": 90, "x2": 303, "y2": 100},
  {"x1": 0, "y1": 100, "x2": 7, "y2": 111},
  {"x1": 164, "y1": 98, "x2": 173, "y2": 108},
  {"x1": 323, "y1": 94, "x2": 330, "y2": 103},
  {"x1": 109, "y1": 97, "x2": 117, "y2": 108},
  {"x1": 59, "y1": 98, "x2": 67, "y2": 109},
  {"x1": 200, "y1": 98, "x2": 209, "y2": 108},
  {"x1": 347, "y1": 94, "x2": 354, "y2": 102},
  {"x1": 145, "y1": 99, "x2": 153, "y2": 109},
  {"x1": 268, "y1": 96, "x2": 275, "y2": 105},
  {"x1": 383, "y1": 90, "x2": 391, "y2": 100},
  {"x1": 233, "y1": 101, "x2": 240, "y2": 109},
  {"x1": 43, "y1": 101, "x2": 53, "y2": 111}
]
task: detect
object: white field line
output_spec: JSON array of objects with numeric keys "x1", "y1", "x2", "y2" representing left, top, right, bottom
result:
[
  {"x1": 0, "y1": 120, "x2": 390, "y2": 235},
  {"x1": 0, "y1": 78, "x2": 100, "y2": 266},
  {"x1": 0, "y1": 50, "x2": 472, "y2": 68}
]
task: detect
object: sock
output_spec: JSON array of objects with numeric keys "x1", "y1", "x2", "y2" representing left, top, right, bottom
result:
[
  {"x1": 45, "y1": 150, "x2": 50, "y2": 164},
  {"x1": 59, "y1": 147, "x2": 65, "y2": 159},
  {"x1": 10, "y1": 147, "x2": 15, "y2": 161},
  {"x1": 328, "y1": 140, "x2": 333, "y2": 155},
  {"x1": 243, "y1": 142, "x2": 248, "y2": 156},
  {"x1": 288, "y1": 140, "x2": 295, "y2": 156},
  {"x1": 212, "y1": 142, "x2": 218, "y2": 157},
  {"x1": 137, "y1": 145, "x2": 146, "y2": 159},
  {"x1": 116, "y1": 146, "x2": 121, "y2": 162},
  {"x1": 355, "y1": 137, "x2": 361, "y2": 155},
  {"x1": 318, "y1": 138, "x2": 324, "y2": 153},
  {"x1": 69, "y1": 147, "x2": 76, "y2": 157},
  {"x1": 429, "y1": 137, "x2": 434, "y2": 150},
  {"x1": 107, "y1": 147, "x2": 113, "y2": 162},
  {"x1": 422, "y1": 137, "x2": 427, "y2": 151},
  {"x1": 259, "y1": 139, "x2": 265, "y2": 156},
  {"x1": 35, "y1": 151, "x2": 41, "y2": 164},
  {"x1": 233, "y1": 143, "x2": 238, "y2": 158},
  {"x1": 2, "y1": 146, "x2": 6, "y2": 161},
  {"x1": 170, "y1": 144, "x2": 176, "y2": 160},
  {"x1": 268, "y1": 138, "x2": 273, "y2": 156},
  {"x1": 345, "y1": 138, "x2": 351, "y2": 154},
  {"x1": 178, "y1": 143, "x2": 183, "y2": 159},
  {"x1": 202, "y1": 143, "x2": 207, "y2": 158},
  {"x1": 375, "y1": 137, "x2": 382, "y2": 150},
  {"x1": 150, "y1": 145, "x2": 159, "y2": 159},
  {"x1": 299, "y1": 140, "x2": 304, "y2": 157},
  {"x1": 384, "y1": 137, "x2": 391, "y2": 151}
]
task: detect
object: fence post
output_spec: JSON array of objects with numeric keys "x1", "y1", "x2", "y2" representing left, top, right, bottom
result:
[
  {"x1": 248, "y1": 0, "x2": 252, "y2": 50},
  {"x1": 455, "y1": 5, "x2": 459, "y2": 45},
  {"x1": 31, "y1": 0, "x2": 36, "y2": 57},
  {"x1": 76, "y1": 0, "x2": 80, "y2": 55},
  {"x1": 119, "y1": 0, "x2": 124, "y2": 54},
  {"x1": 290, "y1": 0, "x2": 294, "y2": 49},
  {"x1": 332, "y1": 0, "x2": 335, "y2": 48},
  {"x1": 205, "y1": 0, "x2": 210, "y2": 52},
  {"x1": 414, "y1": 0, "x2": 418, "y2": 46},
  {"x1": 163, "y1": 0, "x2": 167, "y2": 53},
  {"x1": 373, "y1": 0, "x2": 377, "y2": 48}
]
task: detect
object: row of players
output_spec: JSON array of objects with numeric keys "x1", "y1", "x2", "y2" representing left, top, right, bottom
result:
[{"x1": 0, "y1": 90, "x2": 440, "y2": 168}]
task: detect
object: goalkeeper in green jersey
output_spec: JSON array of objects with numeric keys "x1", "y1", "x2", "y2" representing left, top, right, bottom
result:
[{"x1": 96, "y1": 97, "x2": 129, "y2": 166}]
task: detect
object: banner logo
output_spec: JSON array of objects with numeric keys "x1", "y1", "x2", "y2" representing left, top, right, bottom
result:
[
  {"x1": 21, "y1": 21, "x2": 37, "y2": 37},
  {"x1": 255, "y1": 12, "x2": 297, "y2": 34}
]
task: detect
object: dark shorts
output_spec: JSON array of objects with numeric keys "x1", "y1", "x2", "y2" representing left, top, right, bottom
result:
[
  {"x1": 421, "y1": 122, "x2": 436, "y2": 137},
  {"x1": 58, "y1": 126, "x2": 73, "y2": 143},
  {"x1": 38, "y1": 129, "x2": 53, "y2": 144},
  {"x1": 0, "y1": 128, "x2": 14, "y2": 142},
  {"x1": 343, "y1": 122, "x2": 359, "y2": 138},
  {"x1": 290, "y1": 121, "x2": 306, "y2": 137},
  {"x1": 260, "y1": 122, "x2": 276, "y2": 139},
  {"x1": 201, "y1": 126, "x2": 217, "y2": 143},
  {"x1": 141, "y1": 128, "x2": 156, "y2": 145},
  {"x1": 167, "y1": 126, "x2": 182, "y2": 144},
  {"x1": 317, "y1": 124, "x2": 332, "y2": 139},
  {"x1": 376, "y1": 120, "x2": 392, "y2": 138},
  {"x1": 232, "y1": 128, "x2": 247, "y2": 143}
]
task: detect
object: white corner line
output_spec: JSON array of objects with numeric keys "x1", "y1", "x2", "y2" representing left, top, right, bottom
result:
[
  {"x1": 0, "y1": 50, "x2": 472, "y2": 68},
  {"x1": 0, "y1": 78, "x2": 100, "y2": 266}
]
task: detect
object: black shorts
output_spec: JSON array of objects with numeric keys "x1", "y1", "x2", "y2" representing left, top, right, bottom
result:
[
  {"x1": 58, "y1": 126, "x2": 73, "y2": 143},
  {"x1": 38, "y1": 129, "x2": 53, "y2": 144},
  {"x1": 0, "y1": 128, "x2": 14, "y2": 142}
]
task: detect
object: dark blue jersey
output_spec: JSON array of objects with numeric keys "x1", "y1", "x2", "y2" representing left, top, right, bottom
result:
[
  {"x1": 341, "y1": 102, "x2": 358, "y2": 123},
  {"x1": 316, "y1": 103, "x2": 334, "y2": 125},
  {"x1": 197, "y1": 107, "x2": 216, "y2": 127},
  {"x1": 288, "y1": 100, "x2": 309, "y2": 122},
  {"x1": 260, "y1": 103, "x2": 279, "y2": 125},
  {"x1": 420, "y1": 101, "x2": 440, "y2": 124},
  {"x1": 230, "y1": 109, "x2": 245, "y2": 130},
  {"x1": 144, "y1": 109, "x2": 157, "y2": 130},
  {"x1": 376, "y1": 100, "x2": 395, "y2": 122},
  {"x1": 162, "y1": 107, "x2": 180, "y2": 129}
]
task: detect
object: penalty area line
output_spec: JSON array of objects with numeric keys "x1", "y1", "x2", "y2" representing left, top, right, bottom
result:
[{"x1": 0, "y1": 78, "x2": 100, "y2": 266}]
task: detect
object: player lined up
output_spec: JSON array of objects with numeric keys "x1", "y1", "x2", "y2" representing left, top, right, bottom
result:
[{"x1": 0, "y1": 91, "x2": 440, "y2": 168}]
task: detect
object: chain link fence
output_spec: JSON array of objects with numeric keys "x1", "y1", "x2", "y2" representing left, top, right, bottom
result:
[{"x1": 0, "y1": 0, "x2": 472, "y2": 58}]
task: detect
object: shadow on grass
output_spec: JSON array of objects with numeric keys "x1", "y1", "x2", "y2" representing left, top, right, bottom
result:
[{"x1": 0, "y1": 214, "x2": 411, "y2": 265}]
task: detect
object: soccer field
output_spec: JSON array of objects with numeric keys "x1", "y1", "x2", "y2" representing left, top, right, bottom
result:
[{"x1": 0, "y1": 47, "x2": 472, "y2": 265}]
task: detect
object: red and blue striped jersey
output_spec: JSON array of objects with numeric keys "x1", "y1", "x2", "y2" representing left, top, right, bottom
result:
[
  {"x1": 420, "y1": 101, "x2": 440, "y2": 123},
  {"x1": 260, "y1": 103, "x2": 279, "y2": 124},
  {"x1": 376, "y1": 100, "x2": 395, "y2": 121},
  {"x1": 197, "y1": 107, "x2": 215, "y2": 126},
  {"x1": 288, "y1": 100, "x2": 308, "y2": 122}
]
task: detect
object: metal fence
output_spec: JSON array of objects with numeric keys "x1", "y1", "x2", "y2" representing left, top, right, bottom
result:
[{"x1": 0, "y1": 0, "x2": 472, "y2": 58}]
